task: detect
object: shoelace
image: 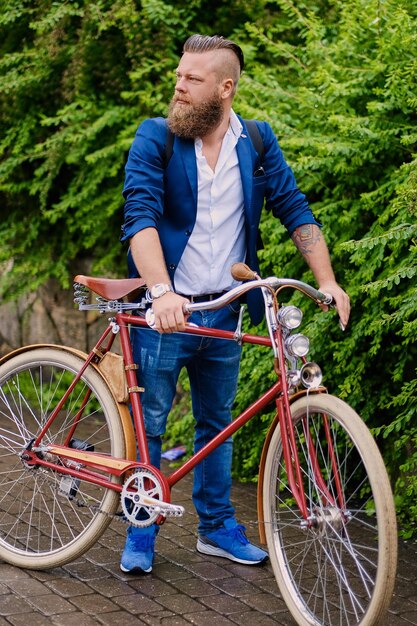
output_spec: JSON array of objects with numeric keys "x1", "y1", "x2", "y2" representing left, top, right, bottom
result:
[
  {"x1": 127, "y1": 531, "x2": 155, "y2": 550},
  {"x1": 224, "y1": 524, "x2": 249, "y2": 545}
]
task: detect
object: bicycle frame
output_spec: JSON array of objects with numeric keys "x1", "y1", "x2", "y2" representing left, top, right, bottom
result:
[{"x1": 26, "y1": 296, "x2": 343, "y2": 525}]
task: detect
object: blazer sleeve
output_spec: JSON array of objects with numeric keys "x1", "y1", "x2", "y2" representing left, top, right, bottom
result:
[
  {"x1": 257, "y1": 122, "x2": 320, "y2": 235},
  {"x1": 120, "y1": 118, "x2": 167, "y2": 243}
]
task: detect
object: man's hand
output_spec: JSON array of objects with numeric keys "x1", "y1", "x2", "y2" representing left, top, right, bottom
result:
[
  {"x1": 318, "y1": 281, "x2": 350, "y2": 330},
  {"x1": 152, "y1": 292, "x2": 190, "y2": 333}
]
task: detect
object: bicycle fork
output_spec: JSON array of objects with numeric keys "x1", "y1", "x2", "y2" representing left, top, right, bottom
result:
[{"x1": 271, "y1": 319, "x2": 346, "y2": 528}]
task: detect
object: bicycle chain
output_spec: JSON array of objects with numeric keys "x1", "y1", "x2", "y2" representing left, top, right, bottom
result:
[
  {"x1": 37, "y1": 468, "x2": 262, "y2": 529},
  {"x1": 37, "y1": 468, "x2": 128, "y2": 524}
]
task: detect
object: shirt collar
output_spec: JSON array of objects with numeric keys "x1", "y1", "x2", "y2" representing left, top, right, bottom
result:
[{"x1": 229, "y1": 109, "x2": 243, "y2": 138}]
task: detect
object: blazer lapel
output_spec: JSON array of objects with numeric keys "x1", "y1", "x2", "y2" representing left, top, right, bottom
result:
[
  {"x1": 236, "y1": 132, "x2": 254, "y2": 218},
  {"x1": 178, "y1": 138, "x2": 198, "y2": 206}
]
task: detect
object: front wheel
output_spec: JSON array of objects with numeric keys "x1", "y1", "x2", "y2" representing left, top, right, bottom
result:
[
  {"x1": 263, "y1": 394, "x2": 397, "y2": 626},
  {"x1": 0, "y1": 347, "x2": 125, "y2": 569}
]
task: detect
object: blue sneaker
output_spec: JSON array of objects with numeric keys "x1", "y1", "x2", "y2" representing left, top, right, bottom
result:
[
  {"x1": 197, "y1": 518, "x2": 268, "y2": 565},
  {"x1": 120, "y1": 525, "x2": 158, "y2": 574}
]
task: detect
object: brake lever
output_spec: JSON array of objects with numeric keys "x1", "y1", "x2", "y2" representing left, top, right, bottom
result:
[
  {"x1": 320, "y1": 294, "x2": 345, "y2": 332},
  {"x1": 145, "y1": 308, "x2": 199, "y2": 330}
]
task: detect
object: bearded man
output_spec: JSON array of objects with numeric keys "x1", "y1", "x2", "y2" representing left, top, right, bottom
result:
[{"x1": 120, "y1": 34, "x2": 350, "y2": 574}]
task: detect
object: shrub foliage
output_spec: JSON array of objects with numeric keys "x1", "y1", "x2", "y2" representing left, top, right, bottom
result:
[{"x1": 1, "y1": 0, "x2": 416, "y2": 534}]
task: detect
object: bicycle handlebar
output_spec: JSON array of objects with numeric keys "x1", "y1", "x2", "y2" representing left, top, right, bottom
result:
[{"x1": 183, "y1": 277, "x2": 334, "y2": 314}]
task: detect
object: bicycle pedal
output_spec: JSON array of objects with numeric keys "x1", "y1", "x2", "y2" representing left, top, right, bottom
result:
[
  {"x1": 59, "y1": 475, "x2": 80, "y2": 500},
  {"x1": 138, "y1": 493, "x2": 184, "y2": 518}
]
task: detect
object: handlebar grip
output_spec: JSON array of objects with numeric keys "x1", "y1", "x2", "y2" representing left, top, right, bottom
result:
[
  {"x1": 145, "y1": 308, "x2": 156, "y2": 328},
  {"x1": 318, "y1": 292, "x2": 336, "y2": 306}
]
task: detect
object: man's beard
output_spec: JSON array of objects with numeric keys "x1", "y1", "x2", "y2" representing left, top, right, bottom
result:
[{"x1": 167, "y1": 89, "x2": 224, "y2": 139}]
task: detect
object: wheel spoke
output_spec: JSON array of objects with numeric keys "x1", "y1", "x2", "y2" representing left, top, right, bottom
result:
[
  {"x1": 264, "y1": 395, "x2": 397, "y2": 626},
  {"x1": 0, "y1": 348, "x2": 124, "y2": 568}
]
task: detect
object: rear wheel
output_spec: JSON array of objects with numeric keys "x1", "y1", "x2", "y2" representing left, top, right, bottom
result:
[
  {"x1": 263, "y1": 394, "x2": 397, "y2": 626},
  {"x1": 0, "y1": 347, "x2": 125, "y2": 569}
]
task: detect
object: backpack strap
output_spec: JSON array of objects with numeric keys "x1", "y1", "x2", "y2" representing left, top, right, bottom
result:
[
  {"x1": 244, "y1": 119, "x2": 265, "y2": 163},
  {"x1": 163, "y1": 126, "x2": 175, "y2": 168},
  {"x1": 163, "y1": 119, "x2": 265, "y2": 166}
]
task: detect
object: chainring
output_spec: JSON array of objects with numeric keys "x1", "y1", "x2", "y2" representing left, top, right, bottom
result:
[{"x1": 121, "y1": 468, "x2": 165, "y2": 527}]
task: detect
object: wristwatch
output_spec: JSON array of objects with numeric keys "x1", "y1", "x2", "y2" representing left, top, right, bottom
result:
[{"x1": 149, "y1": 283, "x2": 173, "y2": 300}]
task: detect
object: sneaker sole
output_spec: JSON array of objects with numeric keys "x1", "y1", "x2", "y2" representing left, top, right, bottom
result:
[
  {"x1": 196, "y1": 538, "x2": 268, "y2": 565},
  {"x1": 120, "y1": 563, "x2": 152, "y2": 574}
]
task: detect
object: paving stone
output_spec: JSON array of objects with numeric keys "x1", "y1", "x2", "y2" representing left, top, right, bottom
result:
[
  {"x1": 129, "y1": 577, "x2": 177, "y2": 597},
  {"x1": 8, "y1": 613, "x2": 53, "y2": 626},
  {"x1": 159, "y1": 617, "x2": 193, "y2": 626},
  {"x1": 199, "y1": 594, "x2": 251, "y2": 616},
  {"x1": 27, "y1": 593, "x2": 78, "y2": 616},
  {"x1": 0, "y1": 564, "x2": 31, "y2": 582},
  {"x1": 183, "y1": 612, "x2": 234, "y2": 625},
  {"x1": 88, "y1": 578, "x2": 137, "y2": 597},
  {"x1": 255, "y1": 576, "x2": 282, "y2": 596},
  {"x1": 162, "y1": 547, "x2": 204, "y2": 565},
  {"x1": 389, "y1": 592, "x2": 417, "y2": 614},
  {"x1": 70, "y1": 593, "x2": 118, "y2": 614},
  {"x1": 29, "y1": 568, "x2": 70, "y2": 582},
  {"x1": 111, "y1": 592, "x2": 162, "y2": 614},
  {"x1": 212, "y1": 576, "x2": 260, "y2": 597},
  {"x1": 140, "y1": 612, "x2": 178, "y2": 626},
  {"x1": 170, "y1": 577, "x2": 220, "y2": 598},
  {"x1": 5, "y1": 577, "x2": 51, "y2": 597},
  {"x1": 150, "y1": 563, "x2": 193, "y2": 582},
  {"x1": 399, "y1": 615, "x2": 417, "y2": 625},
  {"x1": 51, "y1": 613, "x2": 100, "y2": 626},
  {"x1": 97, "y1": 611, "x2": 148, "y2": 625},
  {"x1": 46, "y1": 578, "x2": 95, "y2": 597},
  {"x1": 0, "y1": 594, "x2": 33, "y2": 615},
  {"x1": 156, "y1": 593, "x2": 206, "y2": 615},
  {"x1": 229, "y1": 611, "x2": 292, "y2": 626},
  {"x1": 85, "y1": 546, "x2": 119, "y2": 566},
  {"x1": 240, "y1": 592, "x2": 288, "y2": 614},
  {"x1": 222, "y1": 561, "x2": 272, "y2": 581},
  {"x1": 63, "y1": 562, "x2": 109, "y2": 581},
  {"x1": 97, "y1": 533, "x2": 125, "y2": 551},
  {"x1": 0, "y1": 583, "x2": 8, "y2": 595},
  {"x1": 185, "y1": 561, "x2": 234, "y2": 581}
]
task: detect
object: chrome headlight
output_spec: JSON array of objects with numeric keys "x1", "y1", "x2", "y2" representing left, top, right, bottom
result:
[
  {"x1": 277, "y1": 305, "x2": 303, "y2": 329},
  {"x1": 285, "y1": 333, "x2": 310, "y2": 358}
]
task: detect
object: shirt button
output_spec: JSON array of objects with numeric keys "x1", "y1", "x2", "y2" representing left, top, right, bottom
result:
[
  {"x1": 185, "y1": 230, "x2": 191, "y2": 236},
  {"x1": 169, "y1": 264, "x2": 176, "y2": 270}
]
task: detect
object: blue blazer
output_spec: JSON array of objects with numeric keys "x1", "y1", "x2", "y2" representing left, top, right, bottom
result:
[{"x1": 121, "y1": 116, "x2": 319, "y2": 324}]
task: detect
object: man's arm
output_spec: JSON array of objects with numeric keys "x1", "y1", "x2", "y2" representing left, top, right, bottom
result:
[
  {"x1": 130, "y1": 228, "x2": 189, "y2": 333},
  {"x1": 291, "y1": 224, "x2": 350, "y2": 328}
]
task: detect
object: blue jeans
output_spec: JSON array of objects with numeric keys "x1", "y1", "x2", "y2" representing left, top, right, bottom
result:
[{"x1": 131, "y1": 303, "x2": 242, "y2": 534}]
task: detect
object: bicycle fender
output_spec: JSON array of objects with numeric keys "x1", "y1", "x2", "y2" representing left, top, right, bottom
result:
[
  {"x1": 256, "y1": 387, "x2": 327, "y2": 545},
  {"x1": 0, "y1": 343, "x2": 137, "y2": 463}
]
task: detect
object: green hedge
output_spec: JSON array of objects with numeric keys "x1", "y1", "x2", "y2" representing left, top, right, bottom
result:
[{"x1": 1, "y1": 0, "x2": 416, "y2": 535}]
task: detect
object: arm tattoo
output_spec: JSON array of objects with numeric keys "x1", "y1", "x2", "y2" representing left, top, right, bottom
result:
[{"x1": 291, "y1": 224, "x2": 323, "y2": 256}]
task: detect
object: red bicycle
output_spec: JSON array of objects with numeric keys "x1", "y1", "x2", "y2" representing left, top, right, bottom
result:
[{"x1": 0, "y1": 263, "x2": 397, "y2": 626}]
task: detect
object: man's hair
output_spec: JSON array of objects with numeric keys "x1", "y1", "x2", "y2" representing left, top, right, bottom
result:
[{"x1": 183, "y1": 34, "x2": 244, "y2": 74}]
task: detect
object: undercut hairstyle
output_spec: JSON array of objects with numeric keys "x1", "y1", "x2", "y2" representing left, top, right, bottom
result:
[
  {"x1": 183, "y1": 34, "x2": 244, "y2": 72},
  {"x1": 182, "y1": 34, "x2": 244, "y2": 93}
]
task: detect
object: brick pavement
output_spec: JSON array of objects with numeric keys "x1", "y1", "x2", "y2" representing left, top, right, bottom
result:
[{"x1": 0, "y1": 465, "x2": 416, "y2": 625}]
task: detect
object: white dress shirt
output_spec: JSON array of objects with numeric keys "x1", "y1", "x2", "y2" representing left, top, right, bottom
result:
[{"x1": 174, "y1": 110, "x2": 246, "y2": 296}]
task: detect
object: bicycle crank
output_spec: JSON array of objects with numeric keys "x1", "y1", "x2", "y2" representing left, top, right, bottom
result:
[{"x1": 121, "y1": 468, "x2": 184, "y2": 527}]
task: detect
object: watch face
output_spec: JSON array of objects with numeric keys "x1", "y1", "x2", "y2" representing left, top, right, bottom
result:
[{"x1": 151, "y1": 284, "x2": 170, "y2": 298}]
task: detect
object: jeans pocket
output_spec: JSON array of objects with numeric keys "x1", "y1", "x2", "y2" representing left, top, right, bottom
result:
[{"x1": 227, "y1": 300, "x2": 242, "y2": 315}]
